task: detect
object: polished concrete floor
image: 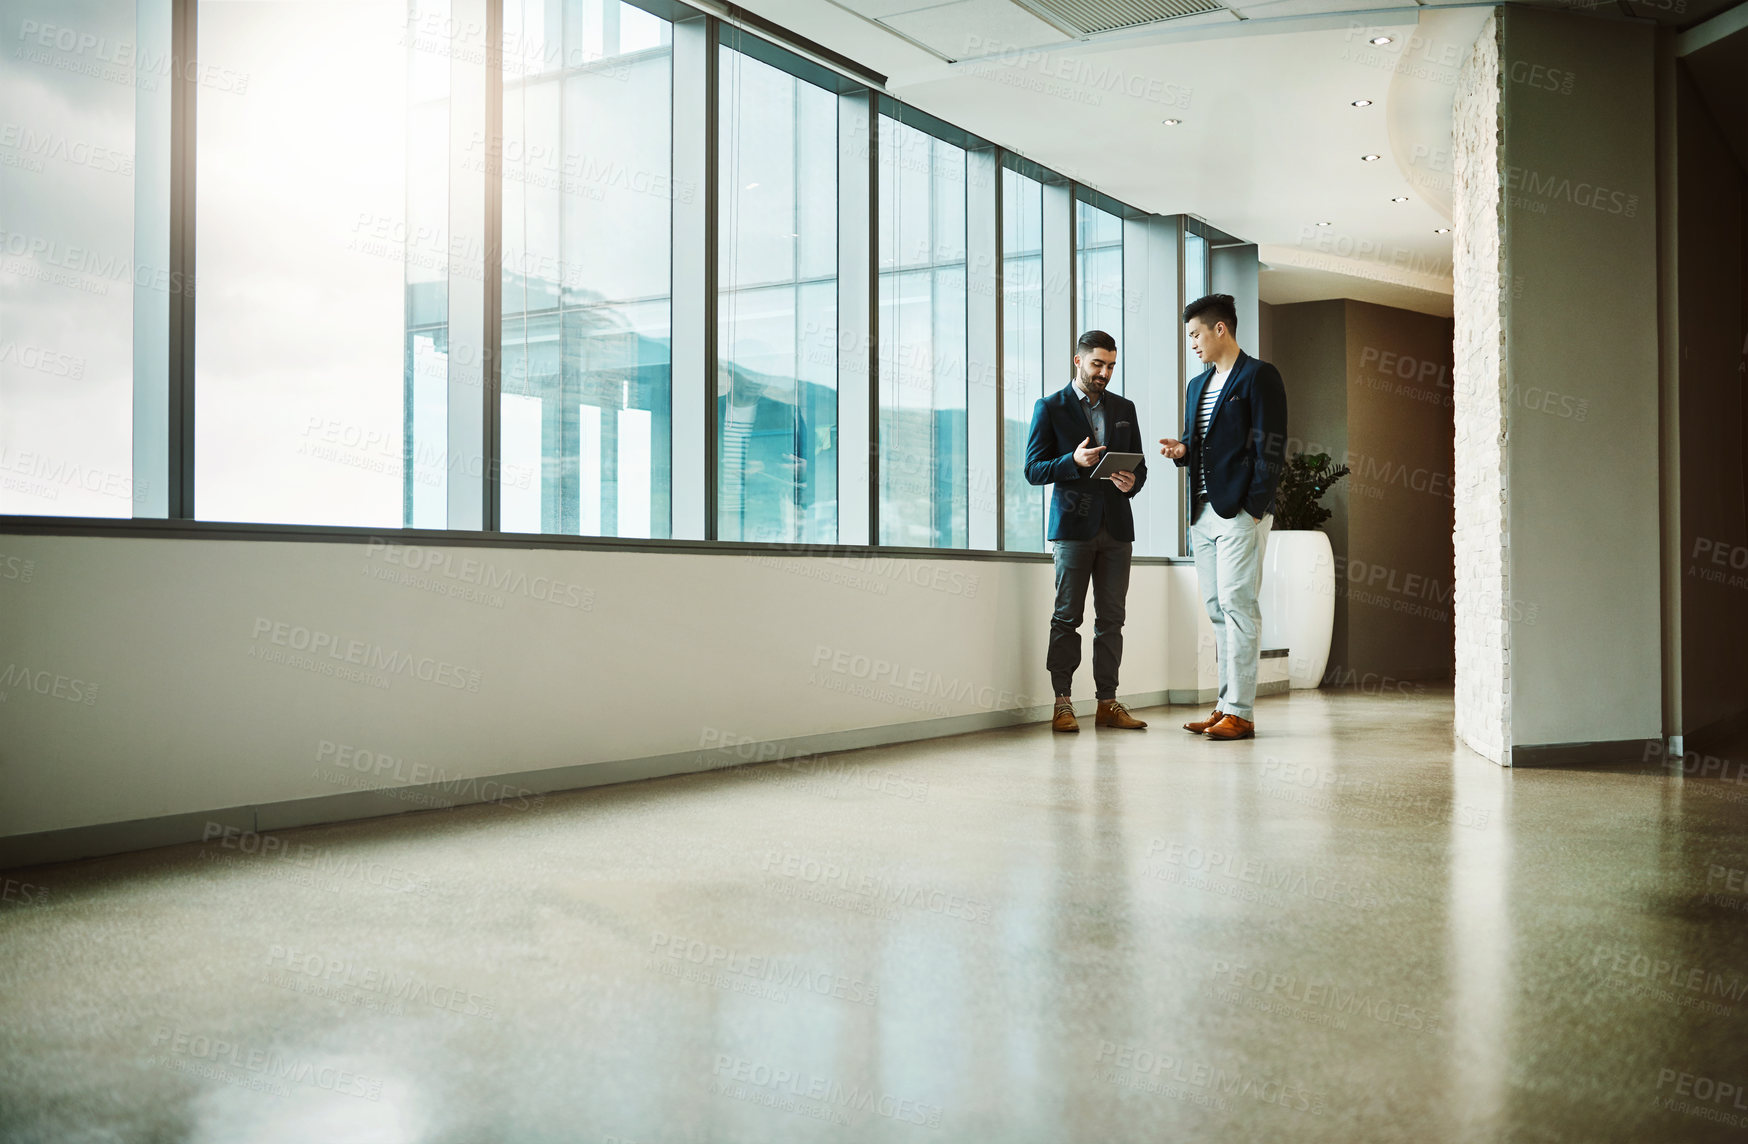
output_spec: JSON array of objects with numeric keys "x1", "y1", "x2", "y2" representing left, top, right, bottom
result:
[{"x1": 3, "y1": 687, "x2": 1747, "y2": 1143}]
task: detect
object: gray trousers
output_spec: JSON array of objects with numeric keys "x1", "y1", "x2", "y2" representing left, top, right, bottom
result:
[
  {"x1": 1189, "y1": 500, "x2": 1271, "y2": 720},
  {"x1": 1048, "y1": 525, "x2": 1132, "y2": 700}
]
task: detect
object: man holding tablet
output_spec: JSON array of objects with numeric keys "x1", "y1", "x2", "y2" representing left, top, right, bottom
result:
[{"x1": 1024, "y1": 330, "x2": 1149, "y2": 732}]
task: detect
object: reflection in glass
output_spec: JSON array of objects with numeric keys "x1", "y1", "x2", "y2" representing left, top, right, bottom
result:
[
  {"x1": 1076, "y1": 200, "x2": 1123, "y2": 391},
  {"x1": 716, "y1": 43, "x2": 837, "y2": 545},
  {"x1": 499, "y1": 0, "x2": 673, "y2": 537},
  {"x1": 1001, "y1": 168, "x2": 1046, "y2": 553},
  {"x1": 878, "y1": 115, "x2": 967, "y2": 549}
]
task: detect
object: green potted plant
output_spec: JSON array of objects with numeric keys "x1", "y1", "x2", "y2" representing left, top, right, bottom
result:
[
  {"x1": 1260, "y1": 452, "x2": 1350, "y2": 689},
  {"x1": 1271, "y1": 452, "x2": 1351, "y2": 531}
]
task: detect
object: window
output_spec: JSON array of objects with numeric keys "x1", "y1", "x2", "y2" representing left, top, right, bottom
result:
[
  {"x1": 716, "y1": 43, "x2": 837, "y2": 545},
  {"x1": 2, "y1": 0, "x2": 166, "y2": 517},
  {"x1": 8, "y1": 0, "x2": 1203, "y2": 554},
  {"x1": 1076, "y1": 199, "x2": 1123, "y2": 389},
  {"x1": 1184, "y1": 227, "x2": 1209, "y2": 383},
  {"x1": 195, "y1": 0, "x2": 441, "y2": 526},
  {"x1": 877, "y1": 115, "x2": 966, "y2": 549},
  {"x1": 499, "y1": 0, "x2": 673, "y2": 538},
  {"x1": 1001, "y1": 167, "x2": 1045, "y2": 553}
]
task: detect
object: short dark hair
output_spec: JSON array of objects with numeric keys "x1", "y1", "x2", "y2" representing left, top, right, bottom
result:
[
  {"x1": 1076, "y1": 330, "x2": 1117, "y2": 355},
  {"x1": 1183, "y1": 293, "x2": 1238, "y2": 335}
]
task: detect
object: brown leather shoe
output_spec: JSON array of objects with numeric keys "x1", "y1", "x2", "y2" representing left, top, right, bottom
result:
[
  {"x1": 1052, "y1": 702, "x2": 1079, "y2": 733},
  {"x1": 1095, "y1": 699, "x2": 1148, "y2": 729},
  {"x1": 1183, "y1": 709, "x2": 1224, "y2": 733},
  {"x1": 1204, "y1": 714, "x2": 1255, "y2": 740}
]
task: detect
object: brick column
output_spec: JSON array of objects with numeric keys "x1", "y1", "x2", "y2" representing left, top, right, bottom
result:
[{"x1": 1451, "y1": 15, "x2": 1510, "y2": 765}]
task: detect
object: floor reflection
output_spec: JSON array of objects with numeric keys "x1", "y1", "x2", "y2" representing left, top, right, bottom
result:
[{"x1": 2, "y1": 688, "x2": 1746, "y2": 1142}]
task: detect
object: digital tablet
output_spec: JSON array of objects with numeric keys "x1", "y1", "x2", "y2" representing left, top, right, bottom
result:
[{"x1": 1088, "y1": 451, "x2": 1144, "y2": 479}]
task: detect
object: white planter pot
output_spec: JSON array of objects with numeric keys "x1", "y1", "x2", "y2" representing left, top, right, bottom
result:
[{"x1": 1260, "y1": 529, "x2": 1335, "y2": 689}]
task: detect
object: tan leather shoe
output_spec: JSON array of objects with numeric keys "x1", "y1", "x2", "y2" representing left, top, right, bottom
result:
[
  {"x1": 1182, "y1": 709, "x2": 1224, "y2": 733},
  {"x1": 1095, "y1": 699, "x2": 1148, "y2": 729},
  {"x1": 1052, "y1": 702, "x2": 1079, "y2": 733},
  {"x1": 1204, "y1": 714, "x2": 1255, "y2": 740}
]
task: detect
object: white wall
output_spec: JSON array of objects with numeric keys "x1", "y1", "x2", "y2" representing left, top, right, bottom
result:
[
  {"x1": 0, "y1": 534, "x2": 1207, "y2": 844},
  {"x1": 1452, "y1": 9, "x2": 1663, "y2": 762},
  {"x1": 1500, "y1": 9, "x2": 1661, "y2": 751}
]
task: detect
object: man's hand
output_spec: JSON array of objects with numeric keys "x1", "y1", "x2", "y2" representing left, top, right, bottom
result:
[
  {"x1": 1110, "y1": 469, "x2": 1137, "y2": 493},
  {"x1": 1073, "y1": 437, "x2": 1106, "y2": 469},
  {"x1": 1158, "y1": 437, "x2": 1186, "y2": 460}
]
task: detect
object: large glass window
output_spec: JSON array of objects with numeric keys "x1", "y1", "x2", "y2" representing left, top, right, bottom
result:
[
  {"x1": 877, "y1": 115, "x2": 966, "y2": 549},
  {"x1": 1180, "y1": 225, "x2": 1210, "y2": 553},
  {"x1": 716, "y1": 44, "x2": 837, "y2": 545},
  {"x1": 1184, "y1": 227, "x2": 1209, "y2": 383},
  {"x1": 1076, "y1": 199, "x2": 1123, "y2": 390},
  {"x1": 402, "y1": 1, "x2": 455, "y2": 529},
  {"x1": 499, "y1": 0, "x2": 673, "y2": 538},
  {"x1": 9, "y1": 0, "x2": 1187, "y2": 553},
  {"x1": 1001, "y1": 167, "x2": 1045, "y2": 553},
  {"x1": 2, "y1": 0, "x2": 166, "y2": 517},
  {"x1": 195, "y1": 0, "x2": 441, "y2": 525}
]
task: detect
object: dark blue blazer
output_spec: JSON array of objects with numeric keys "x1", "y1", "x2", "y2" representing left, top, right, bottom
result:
[
  {"x1": 1175, "y1": 351, "x2": 1289, "y2": 519},
  {"x1": 1024, "y1": 383, "x2": 1147, "y2": 542}
]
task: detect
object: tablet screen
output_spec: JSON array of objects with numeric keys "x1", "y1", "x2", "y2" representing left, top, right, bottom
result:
[{"x1": 1089, "y1": 452, "x2": 1143, "y2": 479}]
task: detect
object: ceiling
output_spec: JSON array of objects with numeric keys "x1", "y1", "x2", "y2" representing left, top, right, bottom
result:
[{"x1": 727, "y1": 0, "x2": 1748, "y2": 317}]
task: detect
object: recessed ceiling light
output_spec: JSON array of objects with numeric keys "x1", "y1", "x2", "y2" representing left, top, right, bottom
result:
[
  {"x1": 1161, "y1": 118, "x2": 1182, "y2": 126},
  {"x1": 1351, "y1": 99, "x2": 1373, "y2": 107},
  {"x1": 1370, "y1": 35, "x2": 1393, "y2": 45},
  {"x1": 1361, "y1": 154, "x2": 1381, "y2": 162},
  {"x1": 1434, "y1": 227, "x2": 1451, "y2": 234},
  {"x1": 1315, "y1": 221, "x2": 1333, "y2": 227},
  {"x1": 1391, "y1": 196, "x2": 1410, "y2": 203}
]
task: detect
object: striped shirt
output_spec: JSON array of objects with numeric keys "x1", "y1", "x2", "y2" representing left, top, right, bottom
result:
[{"x1": 1194, "y1": 366, "x2": 1233, "y2": 500}]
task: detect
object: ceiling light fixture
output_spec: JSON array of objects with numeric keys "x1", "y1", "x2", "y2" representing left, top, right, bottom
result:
[
  {"x1": 1361, "y1": 154, "x2": 1381, "y2": 162},
  {"x1": 1162, "y1": 118, "x2": 1182, "y2": 126},
  {"x1": 1434, "y1": 227, "x2": 1451, "y2": 234},
  {"x1": 1391, "y1": 196, "x2": 1410, "y2": 203},
  {"x1": 1351, "y1": 99, "x2": 1373, "y2": 107},
  {"x1": 1315, "y1": 221, "x2": 1333, "y2": 227},
  {"x1": 1370, "y1": 35, "x2": 1393, "y2": 45}
]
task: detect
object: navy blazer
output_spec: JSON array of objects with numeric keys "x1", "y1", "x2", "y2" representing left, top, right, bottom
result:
[
  {"x1": 1175, "y1": 351, "x2": 1289, "y2": 519},
  {"x1": 1024, "y1": 383, "x2": 1147, "y2": 542}
]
